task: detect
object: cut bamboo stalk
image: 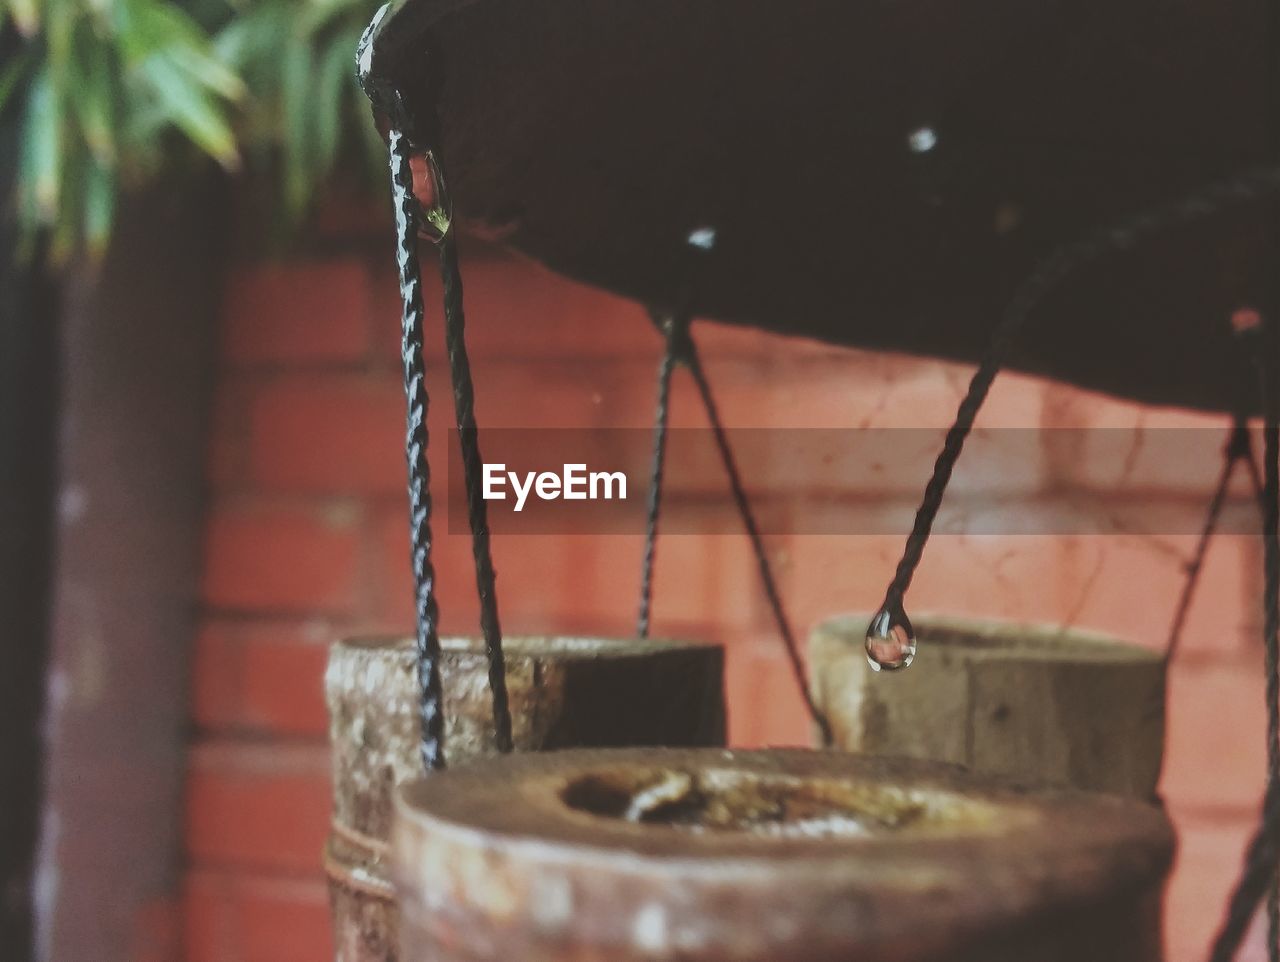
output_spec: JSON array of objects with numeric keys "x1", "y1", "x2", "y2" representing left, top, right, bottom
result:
[
  {"x1": 809, "y1": 614, "x2": 1165, "y2": 799},
  {"x1": 325, "y1": 635, "x2": 726, "y2": 962},
  {"x1": 392, "y1": 748, "x2": 1173, "y2": 961}
]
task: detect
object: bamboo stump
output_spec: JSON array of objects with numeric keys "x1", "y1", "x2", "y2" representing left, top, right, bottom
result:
[
  {"x1": 325, "y1": 636, "x2": 726, "y2": 962},
  {"x1": 809, "y1": 615, "x2": 1166, "y2": 799},
  {"x1": 392, "y1": 748, "x2": 1174, "y2": 961}
]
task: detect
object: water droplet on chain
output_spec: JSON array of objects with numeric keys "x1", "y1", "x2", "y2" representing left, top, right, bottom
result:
[
  {"x1": 865, "y1": 607, "x2": 916, "y2": 671},
  {"x1": 409, "y1": 149, "x2": 453, "y2": 243}
]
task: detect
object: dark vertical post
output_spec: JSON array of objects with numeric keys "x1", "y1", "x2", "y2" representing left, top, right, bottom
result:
[
  {"x1": 36, "y1": 176, "x2": 227, "y2": 962},
  {"x1": 0, "y1": 58, "x2": 58, "y2": 962}
]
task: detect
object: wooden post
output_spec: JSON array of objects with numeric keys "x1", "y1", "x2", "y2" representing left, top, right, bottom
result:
[
  {"x1": 325, "y1": 635, "x2": 725, "y2": 962},
  {"x1": 392, "y1": 748, "x2": 1174, "y2": 961},
  {"x1": 809, "y1": 614, "x2": 1166, "y2": 799}
]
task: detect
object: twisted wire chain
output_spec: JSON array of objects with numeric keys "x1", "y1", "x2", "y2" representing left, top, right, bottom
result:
[
  {"x1": 1210, "y1": 777, "x2": 1280, "y2": 962},
  {"x1": 438, "y1": 230, "x2": 513, "y2": 753},
  {"x1": 389, "y1": 127, "x2": 446, "y2": 771},
  {"x1": 1258, "y1": 6, "x2": 1279, "y2": 947},
  {"x1": 1267, "y1": 4, "x2": 1280, "y2": 949},
  {"x1": 1207, "y1": 329, "x2": 1280, "y2": 961},
  {"x1": 856, "y1": 163, "x2": 1280, "y2": 958},
  {"x1": 1253, "y1": 330, "x2": 1280, "y2": 961},
  {"x1": 879, "y1": 164, "x2": 1280, "y2": 617},
  {"x1": 637, "y1": 313, "x2": 683, "y2": 638},
  {"x1": 357, "y1": 13, "x2": 509, "y2": 761},
  {"x1": 1167, "y1": 419, "x2": 1260, "y2": 660},
  {"x1": 682, "y1": 335, "x2": 834, "y2": 745}
]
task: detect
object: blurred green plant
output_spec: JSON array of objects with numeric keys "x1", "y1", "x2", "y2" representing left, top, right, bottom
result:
[
  {"x1": 214, "y1": 0, "x2": 385, "y2": 223},
  {"x1": 0, "y1": 0, "x2": 383, "y2": 260}
]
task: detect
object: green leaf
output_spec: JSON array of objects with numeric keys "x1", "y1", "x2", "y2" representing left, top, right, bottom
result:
[
  {"x1": 280, "y1": 31, "x2": 313, "y2": 216},
  {"x1": 119, "y1": 0, "x2": 246, "y2": 98},
  {"x1": 210, "y1": 13, "x2": 259, "y2": 68},
  {"x1": 299, "y1": 0, "x2": 359, "y2": 35},
  {"x1": 5, "y1": 0, "x2": 41, "y2": 36},
  {"x1": 83, "y1": 155, "x2": 116, "y2": 255},
  {"x1": 214, "y1": 2, "x2": 290, "y2": 73},
  {"x1": 175, "y1": 47, "x2": 247, "y2": 102},
  {"x1": 116, "y1": 0, "x2": 209, "y2": 58},
  {"x1": 312, "y1": 25, "x2": 358, "y2": 182},
  {"x1": 41, "y1": 0, "x2": 73, "y2": 85},
  {"x1": 69, "y1": 21, "x2": 117, "y2": 164},
  {"x1": 137, "y1": 53, "x2": 240, "y2": 168},
  {"x1": 50, "y1": 135, "x2": 86, "y2": 260},
  {"x1": 0, "y1": 48, "x2": 32, "y2": 113},
  {"x1": 7, "y1": 0, "x2": 390, "y2": 250},
  {"x1": 19, "y1": 65, "x2": 62, "y2": 225}
]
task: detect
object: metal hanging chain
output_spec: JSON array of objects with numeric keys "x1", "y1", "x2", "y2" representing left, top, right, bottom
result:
[
  {"x1": 357, "y1": 15, "x2": 449, "y2": 770},
  {"x1": 635, "y1": 306, "x2": 833, "y2": 739},
  {"x1": 1166, "y1": 417, "x2": 1262, "y2": 661},
  {"x1": 870, "y1": 164, "x2": 1280, "y2": 664},
  {"x1": 438, "y1": 227, "x2": 514, "y2": 753},
  {"x1": 1210, "y1": 777, "x2": 1280, "y2": 962},
  {"x1": 1207, "y1": 321, "x2": 1280, "y2": 962},
  {"x1": 680, "y1": 334, "x2": 835, "y2": 745},
  {"x1": 388, "y1": 124, "x2": 447, "y2": 771},
  {"x1": 1253, "y1": 327, "x2": 1280, "y2": 962},
  {"x1": 357, "y1": 16, "x2": 511, "y2": 759},
  {"x1": 638, "y1": 230, "x2": 717, "y2": 637},
  {"x1": 1267, "y1": 0, "x2": 1280, "y2": 949},
  {"x1": 637, "y1": 313, "x2": 683, "y2": 638}
]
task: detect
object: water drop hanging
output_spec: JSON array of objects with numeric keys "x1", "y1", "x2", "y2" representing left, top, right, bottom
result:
[
  {"x1": 409, "y1": 149, "x2": 453, "y2": 243},
  {"x1": 865, "y1": 606, "x2": 916, "y2": 671}
]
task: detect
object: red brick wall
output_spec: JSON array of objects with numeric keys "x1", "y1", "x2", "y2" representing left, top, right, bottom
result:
[{"x1": 185, "y1": 244, "x2": 1271, "y2": 961}]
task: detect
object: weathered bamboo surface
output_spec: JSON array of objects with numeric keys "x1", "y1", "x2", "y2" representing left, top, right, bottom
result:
[
  {"x1": 325, "y1": 635, "x2": 726, "y2": 962},
  {"x1": 392, "y1": 748, "x2": 1174, "y2": 961},
  {"x1": 810, "y1": 614, "x2": 1165, "y2": 799}
]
